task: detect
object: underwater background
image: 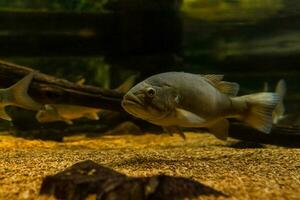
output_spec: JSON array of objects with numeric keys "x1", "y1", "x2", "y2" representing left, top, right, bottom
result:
[{"x1": 0, "y1": 0, "x2": 299, "y2": 122}]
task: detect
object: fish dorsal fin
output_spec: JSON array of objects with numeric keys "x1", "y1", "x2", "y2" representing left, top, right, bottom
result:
[
  {"x1": 203, "y1": 74, "x2": 224, "y2": 84},
  {"x1": 115, "y1": 75, "x2": 137, "y2": 93},
  {"x1": 217, "y1": 81, "x2": 240, "y2": 96},
  {"x1": 203, "y1": 74, "x2": 239, "y2": 96},
  {"x1": 8, "y1": 72, "x2": 42, "y2": 110}
]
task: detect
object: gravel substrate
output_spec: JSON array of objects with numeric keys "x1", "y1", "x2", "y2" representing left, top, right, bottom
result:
[{"x1": 0, "y1": 132, "x2": 299, "y2": 200}]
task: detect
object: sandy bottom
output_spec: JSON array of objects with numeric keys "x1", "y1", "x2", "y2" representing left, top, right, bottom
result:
[{"x1": 0, "y1": 132, "x2": 299, "y2": 200}]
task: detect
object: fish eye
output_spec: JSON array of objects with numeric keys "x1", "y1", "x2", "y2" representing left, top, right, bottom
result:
[{"x1": 146, "y1": 87, "x2": 156, "y2": 97}]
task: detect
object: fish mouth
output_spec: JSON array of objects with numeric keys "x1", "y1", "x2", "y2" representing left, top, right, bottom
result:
[{"x1": 122, "y1": 93, "x2": 144, "y2": 107}]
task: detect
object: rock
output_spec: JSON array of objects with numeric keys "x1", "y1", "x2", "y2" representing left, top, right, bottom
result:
[
  {"x1": 40, "y1": 160, "x2": 126, "y2": 200},
  {"x1": 40, "y1": 160, "x2": 226, "y2": 200}
]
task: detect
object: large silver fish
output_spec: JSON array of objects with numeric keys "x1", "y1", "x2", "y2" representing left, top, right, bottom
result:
[{"x1": 122, "y1": 72, "x2": 279, "y2": 140}]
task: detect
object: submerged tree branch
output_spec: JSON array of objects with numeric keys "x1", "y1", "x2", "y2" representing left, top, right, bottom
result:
[
  {"x1": 0, "y1": 60, "x2": 124, "y2": 111},
  {"x1": 228, "y1": 123, "x2": 300, "y2": 147}
]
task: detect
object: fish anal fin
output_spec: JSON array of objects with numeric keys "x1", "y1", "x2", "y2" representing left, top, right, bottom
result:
[
  {"x1": 0, "y1": 106, "x2": 12, "y2": 121},
  {"x1": 175, "y1": 108, "x2": 205, "y2": 126},
  {"x1": 8, "y1": 72, "x2": 41, "y2": 110},
  {"x1": 163, "y1": 126, "x2": 186, "y2": 140},
  {"x1": 208, "y1": 119, "x2": 229, "y2": 141}
]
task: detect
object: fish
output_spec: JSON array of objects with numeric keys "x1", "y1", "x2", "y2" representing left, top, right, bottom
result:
[
  {"x1": 122, "y1": 72, "x2": 280, "y2": 140},
  {"x1": 263, "y1": 79, "x2": 286, "y2": 124},
  {"x1": 36, "y1": 104, "x2": 100, "y2": 125},
  {"x1": 36, "y1": 74, "x2": 137, "y2": 124},
  {"x1": 0, "y1": 72, "x2": 41, "y2": 121}
]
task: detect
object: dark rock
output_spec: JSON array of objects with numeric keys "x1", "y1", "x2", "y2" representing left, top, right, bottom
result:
[
  {"x1": 40, "y1": 160, "x2": 126, "y2": 200},
  {"x1": 40, "y1": 160, "x2": 226, "y2": 200}
]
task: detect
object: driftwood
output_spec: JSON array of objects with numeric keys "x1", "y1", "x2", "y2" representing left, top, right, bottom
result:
[
  {"x1": 0, "y1": 60, "x2": 123, "y2": 111},
  {"x1": 228, "y1": 123, "x2": 300, "y2": 148},
  {"x1": 1, "y1": 60, "x2": 299, "y2": 146}
]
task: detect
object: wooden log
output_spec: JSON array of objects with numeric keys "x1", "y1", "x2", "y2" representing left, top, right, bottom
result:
[
  {"x1": 228, "y1": 123, "x2": 300, "y2": 147},
  {"x1": 0, "y1": 60, "x2": 124, "y2": 111}
]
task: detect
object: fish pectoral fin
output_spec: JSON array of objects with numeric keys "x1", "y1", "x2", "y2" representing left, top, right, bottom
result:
[
  {"x1": 163, "y1": 126, "x2": 186, "y2": 140},
  {"x1": 85, "y1": 113, "x2": 99, "y2": 120},
  {"x1": 175, "y1": 108, "x2": 205, "y2": 125},
  {"x1": 8, "y1": 72, "x2": 41, "y2": 110},
  {"x1": 208, "y1": 119, "x2": 229, "y2": 141},
  {"x1": 0, "y1": 106, "x2": 12, "y2": 121}
]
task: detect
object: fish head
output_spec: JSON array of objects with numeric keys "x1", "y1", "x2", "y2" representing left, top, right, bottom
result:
[
  {"x1": 36, "y1": 105, "x2": 61, "y2": 123},
  {"x1": 122, "y1": 81, "x2": 179, "y2": 122}
]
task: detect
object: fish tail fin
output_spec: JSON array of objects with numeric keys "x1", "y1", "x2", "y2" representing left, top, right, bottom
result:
[
  {"x1": 8, "y1": 72, "x2": 41, "y2": 111},
  {"x1": 233, "y1": 92, "x2": 279, "y2": 133},
  {"x1": 273, "y1": 79, "x2": 286, "y2": 124}
]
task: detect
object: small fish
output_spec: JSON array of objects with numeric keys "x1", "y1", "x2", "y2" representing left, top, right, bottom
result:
[
  {"x1": 122, "y1": 72, "x2": 280, "y2": 140},
  {"x1": 263, "y1": 79, "x2": 286, "y2": 124},
  {"x1": 36, "y1": 74, "x2": 137, "y2": 124},
  {"x1": 0, "y1": 72, "x2": 41, "y2": 121},
  {"x1": 36, "y1": 104, "x2": 100, "y2": 125}
]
